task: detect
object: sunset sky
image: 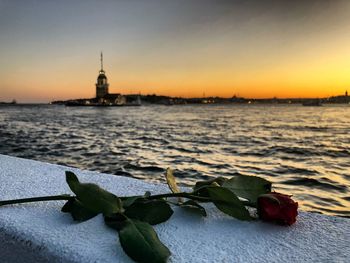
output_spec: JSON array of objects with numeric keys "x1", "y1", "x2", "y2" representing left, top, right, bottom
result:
[{"x1": 1, "y1": 0, "x2": 350, "y2": 103}]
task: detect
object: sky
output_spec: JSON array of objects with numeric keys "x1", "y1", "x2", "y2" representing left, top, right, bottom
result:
[{"x1": 1, "y1": 0, "x2": 350, "y2": 103}]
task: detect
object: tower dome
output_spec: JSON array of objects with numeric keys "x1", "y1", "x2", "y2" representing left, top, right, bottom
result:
[{"x1": 97, "y1": 72, "x2": 107, "y2": 80}]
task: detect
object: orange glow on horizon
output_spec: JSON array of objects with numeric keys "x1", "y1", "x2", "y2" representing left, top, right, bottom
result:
[
  {"x1": 2, "y1": 1, "x2": 350, "y2": 103},
  {"x1": 2, "y1": 38, "x2": 350, "y2": 103}
]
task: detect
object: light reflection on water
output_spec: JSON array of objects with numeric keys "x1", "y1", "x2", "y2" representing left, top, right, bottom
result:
[{"x1": 0, "y1": 104, "x2": 349, "y2": 217}]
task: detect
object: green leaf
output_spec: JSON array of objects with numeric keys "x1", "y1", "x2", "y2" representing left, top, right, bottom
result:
[
  {"x1": 180, "y1": 200, "x2": 207, "y2": 217},
  {"x1": 192, "y1": 177, "x2": 227, "y2": 199},
  {"x1": 65, "y1": 171, "x2": 123, "y2": 215},
  {"x1": 122, "y1": 196, "x2": 142, "y2": 208},
  {"x1": 118, "y1": 218, "x2": 171, "y2": 263},
  {"x1": 121, "y1": 191, "x2": 152, "y2": 208},
  {"x1": 124, "y1": 199, "x2": 174, "y2": 225},
  {"x1": 61, "y1": 197, "x2": 98, "y2": 221},
  {"x1": 104, "y1": 213, "x2": 127, "y2": 231},
  {"x1": 222, "y1": 175, "x2": 271, "y2": 205},
  {"x1": 207, "y1": 186, "x2": 251, "y2": 221},
  {"x1": 193, "y1": 177, "x2": 227, "y2": 192}
]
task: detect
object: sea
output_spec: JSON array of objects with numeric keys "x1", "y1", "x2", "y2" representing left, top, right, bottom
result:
[{"x1": 0, "y1": 104, "x2": 349, "y2": 217}]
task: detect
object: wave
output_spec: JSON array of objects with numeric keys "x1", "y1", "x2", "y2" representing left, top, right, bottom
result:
[{"x1": 283, "y1": 177, "x2": 347, "y2": 192}]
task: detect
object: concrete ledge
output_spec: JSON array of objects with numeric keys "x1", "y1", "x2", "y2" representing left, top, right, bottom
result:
[{"x1": 0, "y1": 154, "x2": 349, "y2": 262}]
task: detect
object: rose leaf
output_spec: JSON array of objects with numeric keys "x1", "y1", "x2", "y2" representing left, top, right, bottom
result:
[
  {"x1": 65, "y1": 171, "x2": 123, "y2": 215},
  {"x1": 222, "y1": 175, "x2": 271, "y2": 205},
  {"x1": 180, "y1": 200, "x2": 207, "y2": 217},
  {"x1": 124, "y1": 199, "x2": 173, "y2": 225},
  {"x1": 193, "y1": 176, "x2": 227, "y2": 193},
  {"x1": 61, "y1": 197, "x2": 98, "y2": 221},
  {"x1": 118, "y1": 218, "x2": 171, "y2": 263},
  {"x1": 207, "y1": 186, "x2": 251, "y2": 221},
  {"x1": 122, "y1": 196, "x2": 142, "y2": 208}
]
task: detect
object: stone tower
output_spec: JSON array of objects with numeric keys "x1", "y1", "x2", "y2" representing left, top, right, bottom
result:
[{"x1": 96, "y1": 52, "x2": 109, "y2": 98}]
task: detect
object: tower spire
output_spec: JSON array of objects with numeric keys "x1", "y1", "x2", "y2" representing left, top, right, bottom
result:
[{"x1": 100, "y1": 52, "x2": 103, "y2": 71}]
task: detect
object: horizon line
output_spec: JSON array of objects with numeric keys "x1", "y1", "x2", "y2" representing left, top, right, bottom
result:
[{"x1": 2, "y1": 93, "x2": 348, "y2": 104}]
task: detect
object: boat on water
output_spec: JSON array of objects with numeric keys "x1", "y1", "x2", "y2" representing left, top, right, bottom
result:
[{"x1": 0, "y1": 99, "x2": 17, "y2": 105}]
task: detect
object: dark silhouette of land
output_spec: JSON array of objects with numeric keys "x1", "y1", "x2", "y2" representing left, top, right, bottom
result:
[{"x1": 50, "y1": 92, "x2": 349, "y2": 106}]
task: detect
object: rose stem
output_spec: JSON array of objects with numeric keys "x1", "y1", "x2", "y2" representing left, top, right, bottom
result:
[
  {"x1": 138, "y1": 192, "x2": 257, "y2": 207},
  {"x1": 0, "y1": 194, "x2": 72, "y2": 207}
]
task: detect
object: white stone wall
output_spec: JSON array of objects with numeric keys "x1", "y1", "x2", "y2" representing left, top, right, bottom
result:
[{"x1": 0, "y1": 154, "x2": 349, "y2": 262}]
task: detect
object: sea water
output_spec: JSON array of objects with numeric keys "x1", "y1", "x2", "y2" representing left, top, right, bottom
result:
[{"x1": 0, "y1": 104, "x2": 349, "y2": 217}]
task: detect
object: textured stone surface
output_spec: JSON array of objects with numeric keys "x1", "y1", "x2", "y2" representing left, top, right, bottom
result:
[{"x1": 0, "y1": 154, "x2": 349, "y2": 263}]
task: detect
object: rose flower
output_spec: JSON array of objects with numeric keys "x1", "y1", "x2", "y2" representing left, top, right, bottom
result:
[{"x1": 257, "y1": 192, "x2": 298, "y2": 226}]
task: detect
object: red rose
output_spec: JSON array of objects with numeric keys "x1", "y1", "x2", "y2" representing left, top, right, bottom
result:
[{"x1": 257, "y1": 192, "x2": 298, "y2": 226}]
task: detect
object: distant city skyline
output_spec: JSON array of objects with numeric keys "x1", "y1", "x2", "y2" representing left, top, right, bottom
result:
[{"x1": 1, "y1": 0, "x2": 350, "y2": 103}]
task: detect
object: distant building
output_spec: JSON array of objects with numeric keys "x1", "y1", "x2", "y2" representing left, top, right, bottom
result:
[
  {"x1": 95, "y1": 53, "x2": 126, "y2": 105},
  {"x1": 96, "y1": 53, "x2": 109, "y2": 98}
]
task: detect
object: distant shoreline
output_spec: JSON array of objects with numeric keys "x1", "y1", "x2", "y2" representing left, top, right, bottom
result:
[
  {"x1": 50, "y1": 93, "x2": 350, "y2": 106},
  {"x1": 2, "y1": 93, "x2": 349, "y2": 105},
  {"x1": 1, "y1": 102, "x2": 350, "y2": 107}
]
